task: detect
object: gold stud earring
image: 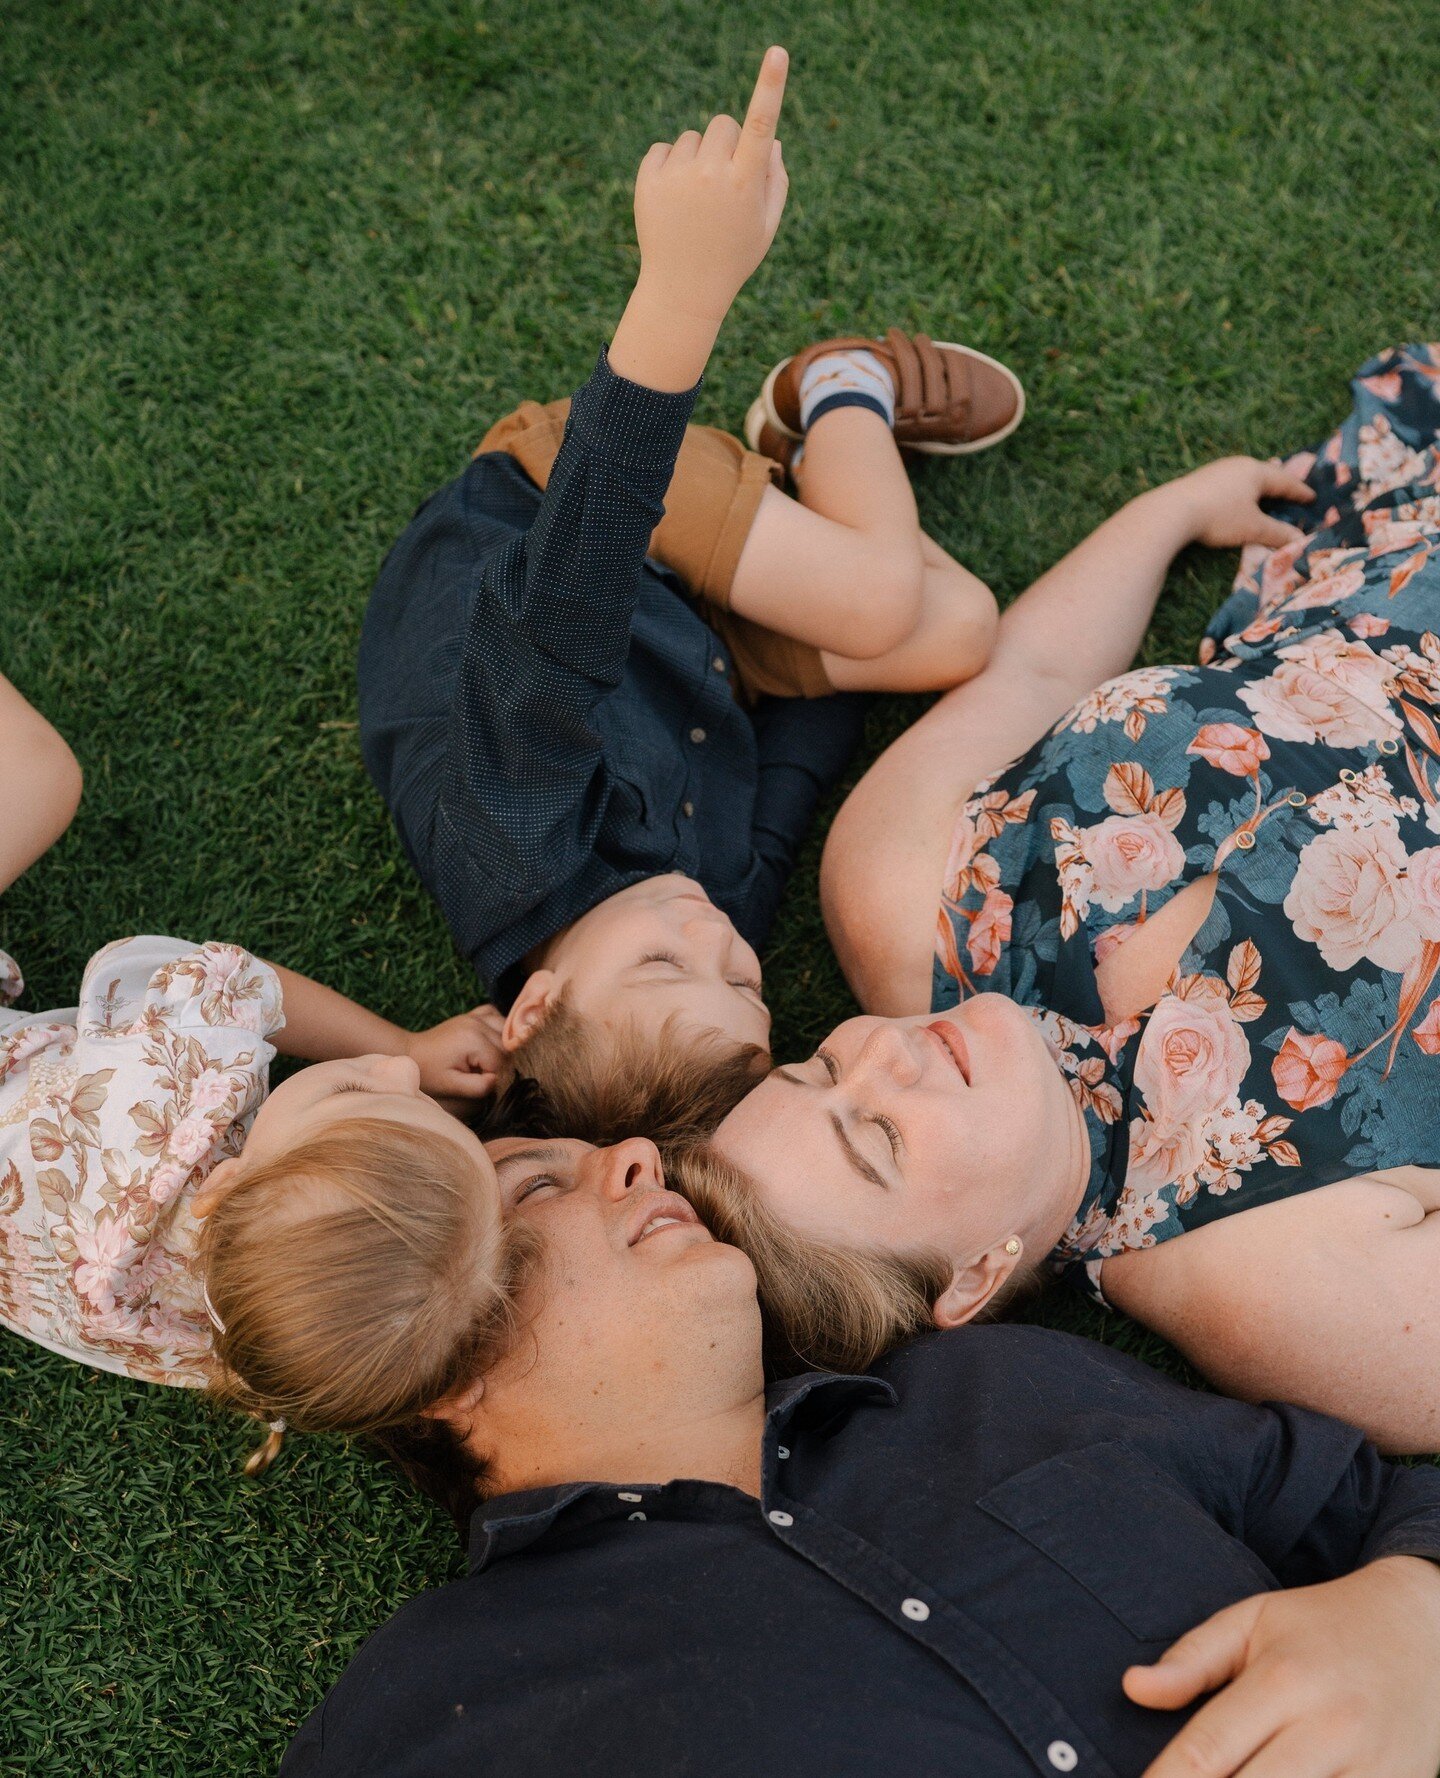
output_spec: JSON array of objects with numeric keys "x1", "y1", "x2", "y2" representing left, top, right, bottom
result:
[{"x1": 1004, "y1": 1238, "x2": 1021, "y2": 1257}]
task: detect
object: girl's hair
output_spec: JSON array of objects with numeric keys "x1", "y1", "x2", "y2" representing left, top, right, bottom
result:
[
  {"x1": 201, "y1": 1116, "x2": 541, "y2": 1526},
  {"x1": 663, "y1": 1141, "x2": 954, "y2": 1374},
  {"x1": 484, "y1": 999, "x2": 768, "y2": 1145}
]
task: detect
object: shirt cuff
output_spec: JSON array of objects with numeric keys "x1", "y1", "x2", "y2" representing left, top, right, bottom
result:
[{"x1": 566, "y1": 346, "x2": 700, "y2": 470}]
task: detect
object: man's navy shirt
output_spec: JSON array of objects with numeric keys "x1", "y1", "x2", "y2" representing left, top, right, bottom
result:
[
  {"x1": 280, "y1": 1325, "x2": 1440, "y2": 1777},
  {"x1": 358, "y1": 350, "x2": 866, "y2": 1006}
]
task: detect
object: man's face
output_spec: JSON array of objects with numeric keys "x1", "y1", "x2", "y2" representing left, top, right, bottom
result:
[
  {"x1": 472, "y1": 1137, "x2": 762, "y2": 1470},
  {"x1": 543, "y1": 876, "x2": 771, "y2": 1050}
]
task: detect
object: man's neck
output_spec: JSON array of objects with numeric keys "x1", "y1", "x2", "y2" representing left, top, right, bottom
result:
[{"x1": 490, "y1": 1388, "x2": 770, "y2": 1501}]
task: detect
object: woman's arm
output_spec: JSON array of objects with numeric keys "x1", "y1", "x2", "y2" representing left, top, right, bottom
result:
[
  {"x1": 0, "y1": 673, "x2": 83, "y2": 896},
  {"x1": 266, "y1": 963, "x2": 506, "y2": 1107},
  {"x1": 820, "y1": 458, "x2": 1314, "y2": 1014}
]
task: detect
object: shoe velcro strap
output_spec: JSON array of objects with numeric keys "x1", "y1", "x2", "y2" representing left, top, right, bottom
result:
[{"x1": 887, "y1": 328, "x2": 972, "y2": 431}]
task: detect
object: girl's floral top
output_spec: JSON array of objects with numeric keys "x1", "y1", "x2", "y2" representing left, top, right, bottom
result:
[
  {"x1": 933, "y1": 345, "x2": 1440, "y2": 1302},
  {"x1": 0, "y1": 936, "x2": 283, "y2": 1385}
]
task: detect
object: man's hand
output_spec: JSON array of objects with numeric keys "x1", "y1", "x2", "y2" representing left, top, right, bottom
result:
[
  {"x1": 1127, "y1": 1556, "x2": 1440, "y2": 1778},
  {"x1": 609, "y1": 46, "x2": 789, "y2": 392},
  {"x1": 1165, "y1": 454, "x2": 1316, "y2": 551},
  {"x1": 404, "y1": 1005, "x2": 508, "y2": 1112}
]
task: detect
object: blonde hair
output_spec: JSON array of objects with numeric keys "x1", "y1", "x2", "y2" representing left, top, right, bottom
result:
[
  {"x1": 201, "y1": 1118, "x2": 540, "y2": 1478},
  {"x1": 487, "y1": 1000, "x2": 768, "y2": 1145},
  {"x1": 664, "y1": 1142, "x2": 953, "y2": 1374}
]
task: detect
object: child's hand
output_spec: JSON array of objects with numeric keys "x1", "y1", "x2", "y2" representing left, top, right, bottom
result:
[
  {"x1": 404, "y1": 1006, "x2": 508, "y2": 1109},
  {"x1": 633, "y1": 45, "x2": 789, "y2": 324},
  {"x1": 1170, "y1": 455, "x2": 1316, "y2": 551}
]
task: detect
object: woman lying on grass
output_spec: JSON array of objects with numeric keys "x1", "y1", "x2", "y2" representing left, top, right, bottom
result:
[{"x1": 691, "y1": 345, "x2": 1440, "y2": 1452}]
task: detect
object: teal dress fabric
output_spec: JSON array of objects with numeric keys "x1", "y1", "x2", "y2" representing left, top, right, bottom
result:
[{"x1": 932, "y1": 345, "x2": 1440, "y2": 1301}]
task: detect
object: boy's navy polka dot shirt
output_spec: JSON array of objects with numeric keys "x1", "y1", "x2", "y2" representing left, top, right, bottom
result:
[{"x1": 358, "y1": 349, "x2": 866, "y2": 1006}]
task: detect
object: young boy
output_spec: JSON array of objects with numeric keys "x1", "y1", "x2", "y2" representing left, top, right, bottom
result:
[{"x1": 358, "y1": 47, "x2": 1023, "y2": 1116}]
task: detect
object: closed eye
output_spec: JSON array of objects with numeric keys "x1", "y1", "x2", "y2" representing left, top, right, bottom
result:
[
  {"x1": 729, "y1": 976, "x2": 763, "y2": 995},
  {"x1": 638, "y1": 951, "x2": 685, "y2": 970},
  {"x1": 816, "y1": 1046, "x2": 840, "y2": 1083},
  {"x1": 871, "y1": 1113, "x2": 902, "y2": 1163},
  {"x1": 330, "y1": 1082, "x2": 374, "y2": 1095},
  {"x1": 514, "y1": 1174, "x2": 560, "y2": 1204}
]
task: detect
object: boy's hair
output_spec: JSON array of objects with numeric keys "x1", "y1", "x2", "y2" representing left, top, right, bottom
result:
[
  {"x1": 663, "y1": 1141, "x2": 953, "y2": 1374},
  {"x1": 484, "y1": 998, "x2": 768, "y2": 1144},
  {"x1": 201, "y1": 1118, "x2": 541, "y2": 1517}
]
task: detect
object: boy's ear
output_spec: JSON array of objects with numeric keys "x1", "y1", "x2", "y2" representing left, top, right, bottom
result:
[
  {"x1": 502, "y1": 971, "x2": 559, "y2": 1052},
  {"x1": 932, "y1": 1240, "x2": 1024, "y2": 1330},
  {"x1": 422, "y1": 1372, "x2": 486, "y2": 1429},
  {"x1": 190, "y1": 1156, "x2": 243, "y2": 1220}
]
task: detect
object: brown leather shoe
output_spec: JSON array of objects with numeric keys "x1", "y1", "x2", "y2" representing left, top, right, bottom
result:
[
  {"x1": 749, "y1": 327, "x2": 1025, "y2": 455},
  {"x1": 743, "y1": 410, "x2": 804, "y2": 481}
]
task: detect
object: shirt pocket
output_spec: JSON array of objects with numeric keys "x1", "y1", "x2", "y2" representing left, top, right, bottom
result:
[{"x1": 977, "y1": 1441, "x2": 1279, "y2": 1644}]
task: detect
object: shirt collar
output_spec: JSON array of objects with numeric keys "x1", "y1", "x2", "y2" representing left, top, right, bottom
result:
[{"x1": 468, "y1": 1370, "x2": 895, "y2": 1572}]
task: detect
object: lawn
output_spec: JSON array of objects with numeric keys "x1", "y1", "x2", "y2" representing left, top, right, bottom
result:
[{"x1": 1, "y1": 0, "x2": 1436, "y2": 1770}]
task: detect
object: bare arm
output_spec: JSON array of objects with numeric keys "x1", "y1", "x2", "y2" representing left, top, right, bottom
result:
[
  {"x1": 0, "y1": 673, "x2": 83, "y2": 896},
  {"x1": 821, "y1": 459, "x2": 1314, "y2": 1013}
]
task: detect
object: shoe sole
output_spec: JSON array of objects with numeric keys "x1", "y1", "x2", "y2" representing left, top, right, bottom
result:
[{"x1": 749, "y1": 340, "x2": 1026, "y2": 456}]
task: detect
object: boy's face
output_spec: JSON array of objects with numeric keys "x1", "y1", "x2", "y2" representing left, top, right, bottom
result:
[{"x1": 537, "y1": 876, "x2": 771, "y2": 1049}]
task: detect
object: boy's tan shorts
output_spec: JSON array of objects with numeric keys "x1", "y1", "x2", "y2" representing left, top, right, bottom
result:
[{"x1": 477, "y1": 399, "x2": 834, "y2": 699}]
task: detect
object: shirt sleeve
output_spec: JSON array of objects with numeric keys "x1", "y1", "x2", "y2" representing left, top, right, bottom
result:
[
  {"x1": 277, "y1": 1702, "x2": 326, "y2": 1775},
  {"x1": 437, "y1": 349, "x2": 699, "y2": 903},
  {"x1": 740, "y1": 692, "x2": 870, "y2": 945}
]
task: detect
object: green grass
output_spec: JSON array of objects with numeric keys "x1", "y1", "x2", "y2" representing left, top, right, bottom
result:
[{"x1": 0, "y1": 0, "x2": 1435, "y2": 1770}]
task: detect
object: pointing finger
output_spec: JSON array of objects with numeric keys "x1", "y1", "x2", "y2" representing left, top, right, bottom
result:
[{"x1": 735, "y1": 45, "x2": 788, "y2": 178}]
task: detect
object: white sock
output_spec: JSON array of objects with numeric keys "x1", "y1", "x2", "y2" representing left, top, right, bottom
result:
[{"x1": 798, "y1": 348, "x2": 897, "y2": 431}]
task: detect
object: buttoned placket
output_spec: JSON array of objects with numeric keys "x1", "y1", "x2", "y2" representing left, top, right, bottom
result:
[{"x1": 757, "y1": 1416, "x2": 1115, "y2": 1778}]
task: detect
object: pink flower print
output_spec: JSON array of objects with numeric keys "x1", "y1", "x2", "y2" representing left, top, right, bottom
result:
[
  {"x1": 188, "y1": 1066, "x2": 234, "y2": 1115},
  {"x1": 967, "y1": 890, "x2": 1012, "y2": 976},
  {"x1": 1407, "y1": 847, "x2": 1440, "y2": 941},
  {"x1": 1284, "y1": 824, "x2": 1417, "y2": 972},
  {"x1": 1272, "y1": 1028, "x2": 1351, "y2": 1111},
  {"x1": 1187, "y1": 723, "x2": 1270, "y2": 777},
  {"x1": 169, "y1": 1113, "x2": 218, "y2": 1170},
  {"x1": 1307, "y1": 764, "x2": 1417, "y2": 833},
  {"x1": 1414, "y1": 1001, "x2": 1440, "y2": 1056},
  {"x1": 1357, "y1": 415, "x2": 1427, "y2": 500},
  {"x1": 1127, "y1": 1114, "x2": 1206, "y2": 1191},
  {"x1": 1133, "y1": 993, "x2": 1251, "y2": 1134},
  {"x1": 1239, "y1": 634, "x2": 1398, "y2": 749},
  {"x1": 1360, "y1": 372, "x2": 1404, "y2": 402},
  {"x1": 1082, "y1": 814, "x2": 1185, "y2": 914},
  {"x1": 1350, "y1": 613, "x2": 1390, "y2": 638},
  {"x1": 1093, "y1": 923, "x2": 1136, "y2": 967},
  {"x1": 73, "y1": 1217, "x2": 142, "y2": 1312},
  {"x1": 1280, "y1": 550, "x2": 1366, "y2": 615},
  {"x1": 1257, "y1": 537, "x2": 1307, "y2": 614},
  {"x1": 147, "y1": 1160, "x2": 190, "y2": 1206}
]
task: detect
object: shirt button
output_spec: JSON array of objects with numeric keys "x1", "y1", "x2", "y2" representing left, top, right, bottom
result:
[
  {"x1": 681, "y1": 800, "x2": 694, "y2": 818},
  {"x1": 713, "y1": 656, "x2": 727, "y2": 673},
  {"x1": 1047, "y1": 1741, "x2": 1078, "y2": 1771},
  {"x1": 627, "y1": 1511, "x2": 647, "y2": 1522},
  {"x1": 900, "y1": 1597, "x2": 930, "y2": 1622},
  {"x1": 776, "y1": 1446, "x2": 790, "y2": 1460},
  {"x1": 767, "y1": 1509, "x2": 793, "y2": 1527},
  {"x1": 618, "y1": 1491, "x2": 642, "y2": 1502},
  {"x1": 689, "y1": 726, "x2": 707, "y2": 744}
]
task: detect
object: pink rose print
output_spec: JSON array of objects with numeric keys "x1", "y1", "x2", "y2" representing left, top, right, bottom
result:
[
  {"x1": 1349, "y1": 612, "x2": 1390, "y2": 639},
  {"x1": 967, "y1": 890, "x2": 1012, "y2": 976},
  {"x1": 1127, "y1": 1114, "x2": 1206, "y2": 1191},
  {"x1": 1239, "y1": 633, "x2": 1398, "y2": 749},
  {"x1": 73, "y1": 1217, "x2": 141, "y2": 1313},
  {"x1": 1284, "y1": 824, "x2": 1417, "y2": 972},
  {"x1": 1187, "y1": 723, "x2": 1270, "y2": 777},
  {"x1": 1082, "y1": 813, "x2": 1185, "y2": 914},
  {"x1": 1272, "y1": 1028, "x2": 1351, "y2": 1112},
  {"x1": 1132, "y1": 993, "x2": 1252, "y2": 1134},
  {"x1": 169, "y1": 1113, "x2": 217, "y2": 1170},
  {"x1": 1407, "y1": 847, "x2": 1440, "y2": 941}
]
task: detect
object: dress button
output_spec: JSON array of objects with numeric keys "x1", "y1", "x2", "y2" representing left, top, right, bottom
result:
[
  {"x1": 1047, "y1": 1741, "x2": 1078, "y2": 1771},
  {"x1": 1234, "y1": 830, "x2": 1255, "y2": 850},
  {"x1": 713, "y1": 656, "x2": 727, "y2": 673},
  {"x1": 1288, "y1": 790, "x2": 1308, "y2": 806},
  {"x1": 681, "y1": 800, "x2": 695, "y2": 818},
  {"x1": 1378, "y1": 738, "x2": 1400, "y2": 755},
  {"x1": 900, "y1": 1597, "x2": 930, "y2": 1622},
  {"x1": 690, "y1": 726, "x2": 707, "y2": 745},
  {"x1": 767, "y1": 1509, "x2": 793, "y2": 1527},
  {"x1": 1339, "y1": 768, "x2": 1357, "y2": 783}
]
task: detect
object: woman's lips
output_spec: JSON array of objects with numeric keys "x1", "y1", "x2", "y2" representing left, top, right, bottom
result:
[{"x1": 924, "y1": 1019, "x2": 972, "y2": 1085}]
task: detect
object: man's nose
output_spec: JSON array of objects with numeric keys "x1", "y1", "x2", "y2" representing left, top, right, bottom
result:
[
  {"x1": 852, "y1": 1020, "x2": 922, "y2": 1087},
  {"x1": 586, "y1": 1137, "x2": 665, "y2": 1201}
]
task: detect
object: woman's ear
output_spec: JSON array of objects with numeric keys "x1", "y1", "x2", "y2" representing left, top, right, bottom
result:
[
  {"x1": 501, "y1": 971, "x2": 558, "y2": 1052},
  {"x1": 190, "y1": 1156, "x2": 243, "y2": 1220},
  {"x1": 932, "y1": 1239, "x2": 1024, "y2": 1330}
]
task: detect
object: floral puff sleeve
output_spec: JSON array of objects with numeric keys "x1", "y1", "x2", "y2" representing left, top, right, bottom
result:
[{"x1": 9, "y1": 937, "x2": 284, "y2": 1388}]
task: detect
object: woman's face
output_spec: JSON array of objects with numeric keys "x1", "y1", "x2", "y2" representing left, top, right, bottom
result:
[{"x1": 711, "y1": 1002, "x2": 1089, "y2": 1293}]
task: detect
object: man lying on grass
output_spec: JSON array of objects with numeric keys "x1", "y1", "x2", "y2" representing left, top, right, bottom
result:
[
  {"x1": 268, "y1": 1135, "x2": 1440, "y2": 1778},
  {"x1": 358, "y1": 44, "x2": 1019, "y2": 1136}
]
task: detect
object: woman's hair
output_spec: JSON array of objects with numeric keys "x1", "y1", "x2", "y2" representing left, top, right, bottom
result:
[
  {"x1": 663, "y1": 1141, "x2": 954, "y2": 1374},
  {"x1": 484, "y1": 998, "x2": 768, "y2": 1145},
  {"x1": 201, "y1": 1117, "x2": 541, "y2": 1532}
]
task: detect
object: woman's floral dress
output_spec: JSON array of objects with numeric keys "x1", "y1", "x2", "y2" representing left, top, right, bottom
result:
[
  {"x1": 0, "y1": 937, "x2": 282, "y2": 1384},
  {"x1": 933, "y1": 345, "x2": 1440, "y2": 1301}
]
